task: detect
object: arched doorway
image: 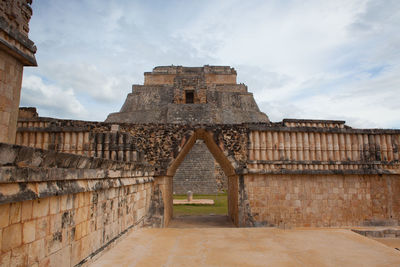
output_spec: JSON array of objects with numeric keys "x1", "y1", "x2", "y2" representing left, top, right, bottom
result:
[{"x1": 155, "y1": 129, "x2": 239, "y2": 227}]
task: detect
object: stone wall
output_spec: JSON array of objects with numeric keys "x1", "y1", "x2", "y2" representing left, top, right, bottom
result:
[
  {"x1": 16, "y1": 118, "x2": 249, "y2": 174},
  {"x1": 246, "y1": 124, "x2": 400, "y2": 172},
  {"x1": 15, "y1": 117, "x2": 400, "y2": 228},
  {"x1": 144, "y1": 65, "x2": 237, "y2": 85},
  {"x1": 242, "y1": 173, "x2": 400, "y2": 227},
  {"x1": 0, "y1": 0, "x2": 37, "y2": 144},
  {"x1": 0, "y1": 143, "x2": 155, "y2": 266},
  {"x1": 0, "y1": 49, "x2": 23, "y2": 144},
  {"x1": 237, "y1": 123, "x2": 400, "y2": 227},
  {"x1": 0, "y1": 0, "x2": 33, "y2": 38}
]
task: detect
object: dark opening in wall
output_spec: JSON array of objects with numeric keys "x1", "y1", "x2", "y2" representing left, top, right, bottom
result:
[{"x1": 185, "y1": 91, "x2": 194, "y2": 104}]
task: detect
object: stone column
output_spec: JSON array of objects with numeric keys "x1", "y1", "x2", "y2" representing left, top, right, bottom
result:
[
  {"x1": 154, "y1": 175, "x2": 173, "y2": 227},
  {"x1": 0, "y1": 2, "x2": 37, "y2": 143}
]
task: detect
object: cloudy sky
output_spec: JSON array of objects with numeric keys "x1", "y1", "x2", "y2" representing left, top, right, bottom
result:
[{"x1": 21, "y1": 0, "x2": 400, "y2": 128}]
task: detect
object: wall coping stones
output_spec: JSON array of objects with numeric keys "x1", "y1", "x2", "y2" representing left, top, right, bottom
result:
[
  {"x1": 282, "y1": 118, "x2": 346, "y2": 124},
  {"x1": 17, "y1": 117, "x2": 400, "y2": 135},
  {"x1": 247, "y1": 160, "x2": 400, "y2": 166},
  {"x1": 247, "y1": 124, "x2": 400, "y2": 134},
  {"x1": 0, "y1": 175, "x2": 154, "y2": 204},
  {"x1": 243, "y1": 168, "x2": 399, "y2": 175},
  {"x1": 0, "y1": 142, "x2": 155, "y2": 204},
  {"x1": 0, "y1": 142, "x2": 154, "y2": 172}
]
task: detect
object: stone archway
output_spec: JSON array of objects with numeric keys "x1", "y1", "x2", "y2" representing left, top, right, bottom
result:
[{"x1": 155, "y1": 128, "x2": 239, "y2": 227}]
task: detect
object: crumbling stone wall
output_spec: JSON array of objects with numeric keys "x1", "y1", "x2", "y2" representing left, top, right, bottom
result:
[
  {"x1": 16, "y1": 118, "x2": 248, "y2": 174},
  {"x1": 214, "y1": 161, "x2": 227, "y2": 192},
  {"x1": 0, "y1": 143, "x2": 155, "y2": 266},
  {"x1": 0, "y1": 0, "x2": 33, "y2": 37}
]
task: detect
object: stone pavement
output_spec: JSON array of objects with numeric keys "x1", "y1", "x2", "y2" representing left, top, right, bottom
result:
[
  {"x1": 167, "y1": 215, "x2": 234, "y2": 228},
  {"x1": 90, "y1": 226, "x2": 400, "y2": 266}
]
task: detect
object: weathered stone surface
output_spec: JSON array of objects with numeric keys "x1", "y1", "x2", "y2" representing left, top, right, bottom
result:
[
  {"x1": 103, "y1": 66, "x2": 268, "y2": 195},
  {"x1": 23, "y1": 220, "x2": 35, "y2": 244},
  {"x1": 0, "y1": 150, "x2": 155, "y2": 266},
  {"x1": 0, "y1": 0, "x2": 37, "y2": 144},
  {"x1": 2, "y1": 223, "x2": 22, "y2": 251},
  {"x1": 18, "y1": 107, "x2": 38, "y2": 119},
  {"x1": 106, "y1": 66, "x2": 269, "y2": 124},
  {"x1": 241, "y1": 173, "x2": 400, "y2": 227}
]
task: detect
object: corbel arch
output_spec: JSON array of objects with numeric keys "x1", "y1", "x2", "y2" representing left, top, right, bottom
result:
[{"x1": 157, "y1": 128, "x2": 239, "y2": 227}]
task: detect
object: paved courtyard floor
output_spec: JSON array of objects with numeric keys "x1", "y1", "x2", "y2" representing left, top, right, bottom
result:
[
  {"x1": 168, "y1": 215, "x2": 234, "y2": 228},
  {"x1": 91, "y1": 222, "x2": 400, "y2": 266}
]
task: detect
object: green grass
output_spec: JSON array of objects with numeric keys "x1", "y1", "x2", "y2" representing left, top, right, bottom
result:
[{"x1": 173, "y1": 193, "x2": 228, "y2": 216}]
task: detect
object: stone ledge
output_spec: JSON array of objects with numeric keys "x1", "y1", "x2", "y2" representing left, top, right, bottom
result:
[
  {"x1": 0, "y1": 142, "x2": 154, "y2": 173},
  {"x1": 0, "y1": 16, "x2": 36, "y2": 53},
  {"x1": 283, "y1": 118, "x2": 346, "y2": 124},
  {"x1": 247, "y1": 124, "x2": 400, "y2": 134},
  {"x1": 0, "y1": 17, "x2": 37, "y2": 66},
  {"x1": 352, "y1": 228, "x2": 400, "y2": 238},
  {"x1": 0, "y1": 166, "x2": 153, "y2": 183},
  {"x1": 0, "y1": 171, "x2": 154, "y2": 204},
  {"x1": 14, "y1": 118, "x2": 400, "y2": 134},
  {"x1": 247, "y1": 160, "x2": 400, "y2": 166},
  {"x1": 243, "y1": 168, "x2": 400, "y2": 175}
]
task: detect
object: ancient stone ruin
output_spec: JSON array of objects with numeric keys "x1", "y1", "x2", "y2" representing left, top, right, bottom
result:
[
  {"x1": 106, "y1": 65, "x2": 269, "y2": 124},
  {"x1": 0, "y1": 2, "x2": 400, "y2": 266},
  {"x1": 0, "y1": 0, "x2": 36, "y2": 144},
  {"x1": 107, "y1": 65, "x2": 269, "y2": 194}
]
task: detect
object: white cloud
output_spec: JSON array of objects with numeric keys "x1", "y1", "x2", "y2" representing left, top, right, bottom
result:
[
  {"x1": 39, "y1": 62, "x2": 130, "y2": 103},
  {"x1": 21, "y1": 0, "x2": 400, "y2": 128},
  {"x1": 21, "y1": 75, "x2": 88, "y2": 119}
]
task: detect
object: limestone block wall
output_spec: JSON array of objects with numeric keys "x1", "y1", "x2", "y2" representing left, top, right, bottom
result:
[
  {"x1": 144, "y1": 65, "x2": 237, "y2": 85},
  {"x1": 0, "y1": 143, "x2": 155, "y2": 266},
  {"x1": 0, "y1": 50, "x2": 23, "y2": 144},
  {"x1": 0, "y1": 0, "x2": 37, "y2": 144},
  {"x1": 240, "y1": 124, "x2": 400, "y2": 227},
  {"x1": 243, "y1": 174, "x2": 400, "y2": 227},
  {"x1": 211, "y1": 84, "x2": 247, "y2": 93}
]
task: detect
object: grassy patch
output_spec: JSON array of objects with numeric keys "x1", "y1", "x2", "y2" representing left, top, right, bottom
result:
[{"x1": 173, "y1": 193, "x2": 227, "y2": 216}]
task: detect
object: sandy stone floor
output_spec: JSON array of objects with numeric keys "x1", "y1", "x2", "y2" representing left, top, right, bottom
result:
[
  {"x1": 167, "y1": 215, "x2": 234, "y2": 228},
  {"x1": 90, "y1": 225, "x2": 400, "y2": 266}
]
